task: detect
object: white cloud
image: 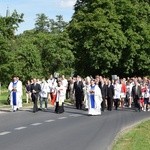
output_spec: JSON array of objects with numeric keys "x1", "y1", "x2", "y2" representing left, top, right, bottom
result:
[{"x1": 60, "y1": 0, "x2": 76, "y2": 8}]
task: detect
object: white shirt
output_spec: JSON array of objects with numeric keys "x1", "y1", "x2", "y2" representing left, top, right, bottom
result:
[
  {"x1": 113, "y1": 83, "x2": 121, "y2": 99},
  {"x1": 40, "y1": 82, "x2": 49, "y2": 98}
]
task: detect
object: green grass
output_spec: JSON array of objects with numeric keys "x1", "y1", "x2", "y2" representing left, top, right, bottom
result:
[
  {"x1": 112, "y1": 120, "x2": 150, "y2": 150},
  {"x1": 0, "y1": 87, "x2": 27, "y2": 106},
  {"x1": 0, "y1": 89, "x2": 9, "y2": 105},
  {"x1": 0, "y1": 87, "x2": 73, "y2": 108}
]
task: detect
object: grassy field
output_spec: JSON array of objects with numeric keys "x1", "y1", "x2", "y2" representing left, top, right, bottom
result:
[{"x1": 112, "y1": 120, "x2": 150, "y2": 150}]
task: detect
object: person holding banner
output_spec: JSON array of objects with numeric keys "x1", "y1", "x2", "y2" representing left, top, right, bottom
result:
[{"x1": 88, "y1": 79, "x2": 103, "y2": 116}]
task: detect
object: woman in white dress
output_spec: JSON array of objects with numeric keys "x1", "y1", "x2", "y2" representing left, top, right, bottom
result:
[{"x1": 88, "y1": 79, "x2": 103, "y2": 115}]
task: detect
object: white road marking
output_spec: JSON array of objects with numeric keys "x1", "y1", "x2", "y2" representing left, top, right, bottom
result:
[
  {"x1": 14, "y1": 127, "x2": 27, "y2": 130},
  {"x1": 69, "y1": 114, "x2": 82, "y2": 117},
  {"x1": 45, "y1": 119, "x2": 55, "y2": 123},
  {"x1": 58, "y1": 117, "x2": 67, "y2": 120},
  {"x1": 0, "y1": 131, "x2": 11, "y2": 136},
  {"x1": 31, "y1": 123, "x2": 42, "y2": 126}
]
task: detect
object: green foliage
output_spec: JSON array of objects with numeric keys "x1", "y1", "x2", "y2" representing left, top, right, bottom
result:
[
  {"x1": 35, "y1": 13, "x2": 50, "y2": 32},
  {"x1": 35, "y1": 14, "x2": 68, "y2": 33},
  {"x1": 0, "y1": 10, "x2": 24, "y2": 38},
  {"x1": 34, "y1": 31, "x2": 74, "y2": 77},
  {"x1": 1, "y1": 1, "x2": 150, "y2": 85},
  {"x1": 68, "y1": 0, "x2": 150, "y2": 77},
  {"x1": 0, "y1": 11, "x2": 74, "y2": 85}
]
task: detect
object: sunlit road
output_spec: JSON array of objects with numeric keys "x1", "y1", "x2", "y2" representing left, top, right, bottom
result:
[{"x1": 0, "y1": 106, "x2": 149, "y2": 150}]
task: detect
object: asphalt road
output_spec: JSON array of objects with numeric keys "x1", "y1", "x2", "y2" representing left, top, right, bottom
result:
[{"x1": 0, "y1": 106, "x2": 149, "y2": 150}]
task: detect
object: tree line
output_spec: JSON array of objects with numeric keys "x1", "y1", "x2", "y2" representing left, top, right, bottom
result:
[{"x1": 0, "y1": 0, "x2": 150, "y2": 85}]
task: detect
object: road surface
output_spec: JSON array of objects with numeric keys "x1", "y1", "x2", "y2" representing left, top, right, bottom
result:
[{"x1": 0, "y1": 106, "x2": 149, "y2": 150}]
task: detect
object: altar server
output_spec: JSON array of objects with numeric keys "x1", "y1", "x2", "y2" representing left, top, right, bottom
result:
[{"x1": 55, "y1": 80, "x2": 66, "y2": 114}]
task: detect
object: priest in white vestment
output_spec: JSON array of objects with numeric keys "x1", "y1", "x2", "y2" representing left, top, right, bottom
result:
[
  {"x1": 8, "y1": 76, "x2": 22, "y2": 112},
  {"x1": 88, "y1": 80, "x2": 103, "y2": 115}
]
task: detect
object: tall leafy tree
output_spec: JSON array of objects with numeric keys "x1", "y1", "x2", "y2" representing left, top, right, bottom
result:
[
  {"x1": 0, "y1": 10, "x2": 24, "y2": 84},
  {"x1": 15, "y1": 36, "x2": 43, "y2": 81},
  {"x1": 34, "y1": 15, "x2": 74, "y2": 76},
  {"x1": 35, "y1": 13, "x2": 50, "y2": 32},
  {"x1": 34, "y1": 31, "x2": 74, "y2": 77},
  {"x1": 0, "y1": 10, "x2": 24, "y2": 38},
  {"x1": 68, "y1": 0, "x2": 150, "y2": 77},
  {"x1": 54, "y1": 15, "x2": 68, "y2": 32},
  {"x1": 115, "y1": 0, "x2": 150, "y2": 76}
]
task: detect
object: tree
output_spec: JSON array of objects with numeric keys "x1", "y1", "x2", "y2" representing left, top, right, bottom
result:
[
  {"x1": 0, "y1": 9, "x2": 75, "y2": 86},
  {"x1": 34, "y1": 14, "x2": 74, "y2": 76},
  {"x1": 0, "y1": 10, "x2": 24, "y2": 84},
  {"x1": 0, "y1": 10, "x2": 24, "y2": 38},
  {"x1": 34, "y1": 31, "x2": 74, "y2": 77},
  {"x1": 68, "y1": 0, "x2": 150, "y2": 77},
  {"x1": 54, "y1": 15, "x2": 68, "y2": 32},
  {"x1": 35, "y1": 14, "x2": 68, "y2": 33},
  {"x1": 35, "y1": 13, "x2": 50, "y2": 32}
]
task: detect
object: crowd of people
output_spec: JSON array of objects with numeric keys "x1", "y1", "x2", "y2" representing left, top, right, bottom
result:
[{"x1": 8, "y1": 75, "x2": 150, "y2": 115}]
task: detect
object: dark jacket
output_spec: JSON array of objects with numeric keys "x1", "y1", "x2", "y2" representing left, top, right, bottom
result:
[
  {"x1": 30, "y1": 83, "x2": 41, "y2": 101},
  {"x1": 99, "y1": 83, "x2": 107, "y2": 99},
  {"x1": 73, "y1": 81, "x2": 84, "y2": 95},
  {"x1": 132, "y1": 85, "x2": 141, "y2": 99},
  {"x1": 107, "y1": 84, "x2": 114, "y2": 98}
]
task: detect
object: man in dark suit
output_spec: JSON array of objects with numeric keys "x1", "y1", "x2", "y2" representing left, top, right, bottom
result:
[
  {"x1": 30, "y1": 78, "x2": 41, "y2": 113},
  {"x1": 132, "y1": 80, "x2": 141, "y2": 112},
  {"x1": 106, "y1": 80, "x2": 114, "y2": 111},
  {"x1": 73, "y1": 76, "x2": 84, "y2": 109},
  {"x1": 99, "y1": 79, "x2": 107, "y2": 111}
]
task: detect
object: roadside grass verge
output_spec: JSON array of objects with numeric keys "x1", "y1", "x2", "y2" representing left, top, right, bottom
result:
[
  {"x1": 112, "y1": 120, "x2": 150, "y2": 150},
  {"x1": 0, "y1": 87, "x2": 27, "y2": 106},
  {"x1": 0, "y1": 89, "x2": 9, "y2": 105},
  {"x1": 0, "y1": 87, "x2": 73, "y2": 108}
]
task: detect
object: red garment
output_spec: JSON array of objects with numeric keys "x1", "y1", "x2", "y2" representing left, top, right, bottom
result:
[
  {"x1": 140, "y1": 98, "x2": 144, "y2": 103},
  {"x1": 50, "y1": 93, "x2": 56, "y2": 105},
  {"x1": 141, "y1": 87, "x2": 146, "y2": 93},
  {"x1": 121, "y1": 83, "x2": 127, "y2": 93}
]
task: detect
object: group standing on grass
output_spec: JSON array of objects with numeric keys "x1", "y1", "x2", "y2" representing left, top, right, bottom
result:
[{"x1": 8, "y1": 75, "x2": 150, "y2": 115}]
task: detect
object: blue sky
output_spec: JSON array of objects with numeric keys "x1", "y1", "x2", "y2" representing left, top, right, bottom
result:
[{"x1": 0, "y1": 0, "x2": 76, "y2": 34}]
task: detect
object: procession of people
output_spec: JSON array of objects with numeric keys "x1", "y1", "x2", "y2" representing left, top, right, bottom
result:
[{"x1": 8, "y1": 74, "x2": 150, "y2": 115}]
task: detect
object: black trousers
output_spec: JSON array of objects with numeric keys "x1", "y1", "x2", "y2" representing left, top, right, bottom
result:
[
  {"x1": 33, "y1": 99, "x2": 38, "y2": 112},
  {"x1": 32, "y1": 94, "x2": 38, "y2": 113},
  {"x1": 114, "y1": 99, "x2": 120, "y2": 110},
  {"x1": 133, "y1": 96, "x2": 140, "y2": 111},
  {"x1": 55, "y1": 102, "x2": 64, "y2": 113},
  {"x1": 107, "y1": 97, "x2": 113, "y2": 111},
  {"x1": 75, "y1": 94, "x2": 83, "y2": 109},
  {"x1": 101, "y1": 98, "x2": 106, "y2": 111}
]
